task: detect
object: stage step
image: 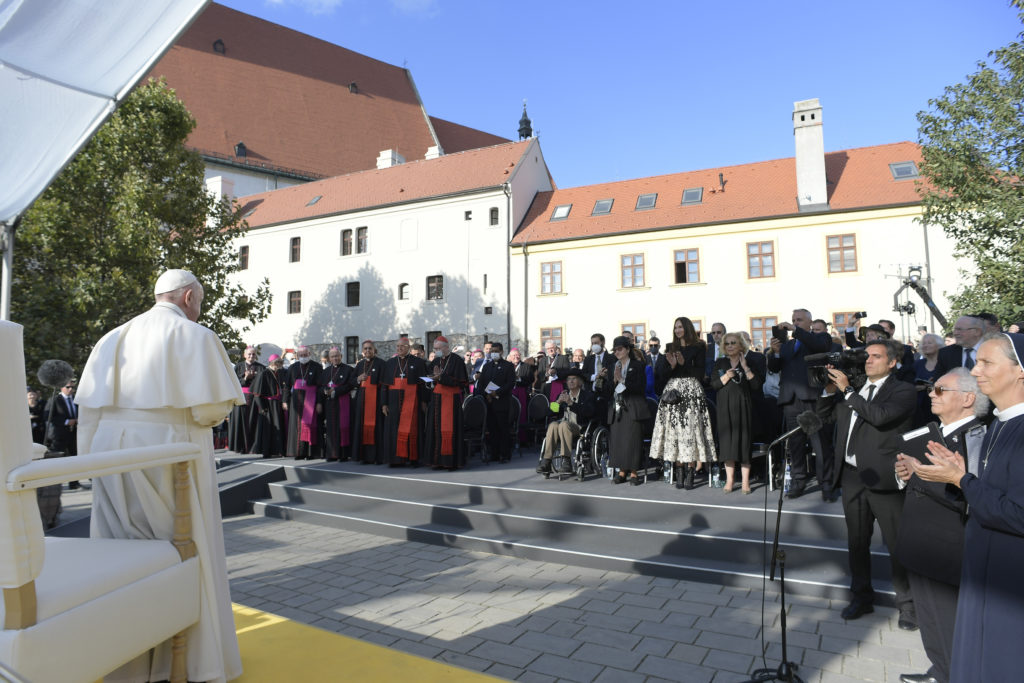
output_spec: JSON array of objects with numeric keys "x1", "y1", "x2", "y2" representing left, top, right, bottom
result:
[{"x1": 231, "y1": 457, "x2": 898, "y2": 604}]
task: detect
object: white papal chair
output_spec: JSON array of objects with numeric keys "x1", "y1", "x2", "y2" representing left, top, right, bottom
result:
[{"x1": 0, "y1": 321, "x2": 202, "y2": 683}]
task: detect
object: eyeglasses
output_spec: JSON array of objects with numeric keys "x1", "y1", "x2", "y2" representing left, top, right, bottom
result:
[
  {"x1": 723, "y1": 341, "x2": 738, "y2": 346},
  {"x1": 929, "y1": 385, "x2": 967, "y2": 396}
]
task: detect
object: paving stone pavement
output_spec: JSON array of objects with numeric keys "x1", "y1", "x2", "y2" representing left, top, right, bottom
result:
[{"x1": 223, "y1": 515, "x2": 930, "y2": 683}]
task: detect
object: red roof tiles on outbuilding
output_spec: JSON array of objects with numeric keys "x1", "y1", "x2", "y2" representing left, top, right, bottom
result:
[{"x1": 511, "y1": 142, "x2": 925, "y2": 245}]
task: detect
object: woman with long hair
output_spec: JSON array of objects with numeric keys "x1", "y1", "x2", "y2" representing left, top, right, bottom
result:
[
  {"x1": 650, "y1": 317, "x2": 717, "y2": 489},
  {"x1": 607, "y1": 336, "x2": 651, "y2": 485}
]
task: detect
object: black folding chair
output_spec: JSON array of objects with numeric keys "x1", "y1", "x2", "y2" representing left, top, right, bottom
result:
[{"x1": 462, "y1": 394, "x2": 488, "y2": 464}]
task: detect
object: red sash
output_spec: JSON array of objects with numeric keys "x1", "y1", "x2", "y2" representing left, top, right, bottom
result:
[
  {"x1": 435, "y1": 384, "x2": 461, "y2": 455},
  {"x1": 393, "y1": 377, "x2": 419, "y2": 461},
  {"x1": 296, "y1": 379, "x2": 317, "y2": 445},
  {"x1": 361, "y1": 376, "x2": 378, "y2": 445}
]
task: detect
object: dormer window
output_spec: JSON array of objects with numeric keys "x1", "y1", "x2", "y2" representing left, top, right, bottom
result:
[
  {"x1": 550, "y1": 204, "x2": 571, "y2": 221},
  {"x1": 681, "y1": 187, "x2": 703, "y2": 205},
  {"x1": 889, "y1": 161, "x2": 919, "y2": 180},
  {"x1": 636, "y1": 193, "x2": 657, "y2": 210}
]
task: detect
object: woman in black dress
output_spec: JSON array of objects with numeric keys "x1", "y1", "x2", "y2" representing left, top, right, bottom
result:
[
  {"x1": 710, "y1": 332, "x2": 762, "y2": 493},
  {"x1": 650, "y1": 317, "x2": 717, "y2": 489},
  {"x1": 607, "y1": 336, "x2": 651, "y2": 485}
]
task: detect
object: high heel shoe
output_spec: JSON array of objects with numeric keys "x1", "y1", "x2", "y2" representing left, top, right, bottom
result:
[
  {"x1": 612, "y1": 473, "x2": 625, "y2": 484},
  {"x1": 629, "y1": 476, "x2": 642, "y2": 486}
]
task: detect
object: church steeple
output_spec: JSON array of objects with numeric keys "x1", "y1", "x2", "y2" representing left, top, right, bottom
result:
[{"x1": 518, "y1": 102, "x2": 532, "y2": 140}]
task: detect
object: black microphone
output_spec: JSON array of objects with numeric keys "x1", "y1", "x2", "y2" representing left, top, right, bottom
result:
[{"x1": 768, "y1": 410, "x2": 823, "y2": 450}]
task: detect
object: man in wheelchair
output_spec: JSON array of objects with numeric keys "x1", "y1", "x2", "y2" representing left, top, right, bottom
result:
[{"x1": 536, "y1": 368, "x2": 595, "y2": 475}]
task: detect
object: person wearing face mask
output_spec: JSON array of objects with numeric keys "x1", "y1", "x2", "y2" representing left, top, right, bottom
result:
[
  {"x1": 425, "y1": 336, "x2": 469, "y2": 469},
  {"x1": 319, "y1": 347, "x2": 356, "y2": 462},
  {"x1": 284, "y1": 344, "x2": 322, "y2": 460},
  {"x1": 351, "y1": 339, "x2": 387, "y2": 464},
  {"x1": 646, "y1": 336, "x2": 662, "y2": 367},
  {"x1": 475, "y1": 341, "x2": 517, "y2": 463},
  {"x1": 381, "y1": 336, "x2": 428, "y2": 466},
  {"x1": 228, "y1": 345, "x2": 264, "y2": 454},
  {"x1": 252, "y1": 354, "x2": 288, "y2": 458},
  {"x1": 583, "y1": 333, "x2": 615, "y2": 426},
  {"x1": 507, "y1": 348, "x2": 535, "y2": 444}
]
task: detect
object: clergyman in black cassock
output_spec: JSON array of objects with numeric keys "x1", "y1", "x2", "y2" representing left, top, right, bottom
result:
[
  {"x1": 228, "y1": 347, "x2": 264, "y2": 453},
  {"x1": 425, "y1": 336, "x2": 469, "y2": 469},
  {"x1": 318, "y1": 348, "x2": 356, "y2": 462},
  {"x1": 284, "y1": 347, "x2": 321, "y2": 460},
  {"x1": 894, "y1": 369, "x2": 985, "y2": 683},
  {"x1": 252, "y1": 354, "x2": 287, "y2": 458},
  {"x1": 381, "y1": 338, "x2": 428, "y2": 466},
  {"x1": 352, "y1": 340, "x2": 387, "y2": 464},
  {"x1": 475, "y1": 343, "x2": 517, "y2": 462}
]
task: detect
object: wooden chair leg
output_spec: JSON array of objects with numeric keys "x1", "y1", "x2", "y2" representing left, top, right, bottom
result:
[{"x1": 169, "y1": 629, "x2": 188, "y2": 683}]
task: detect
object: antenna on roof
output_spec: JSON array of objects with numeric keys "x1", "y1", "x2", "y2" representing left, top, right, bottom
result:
[{"x1": 718, "y1": 172, "x2": 726, "y2": 193}]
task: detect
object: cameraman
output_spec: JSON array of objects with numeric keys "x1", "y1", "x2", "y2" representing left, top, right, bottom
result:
[
  {"x1": 767, "y1": 308, "x2": 833, "y2": 499},
  {"x1": 819, "y1": 339, "x2": 917, "y2": 629}
]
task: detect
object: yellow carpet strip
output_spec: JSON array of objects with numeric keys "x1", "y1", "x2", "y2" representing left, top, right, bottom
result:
[{"x1": 231, "y1": 604, "x2": 502, "y2": 682}]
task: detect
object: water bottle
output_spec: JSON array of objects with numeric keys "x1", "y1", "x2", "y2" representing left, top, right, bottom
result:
[
  {"x1": 783, "y1": 462, "x2": 792, "y2": 494},
  {"x1": 711, "y1": 463, "x2": 721, "y2": 488}
]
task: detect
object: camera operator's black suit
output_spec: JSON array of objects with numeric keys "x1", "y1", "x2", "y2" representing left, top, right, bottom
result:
[
  {"x1": 819, "y1": 373, "x2": 916, "y2": 614},
  {"x1": 766, "y1": 326, "x2": 833, "y2": 496}
]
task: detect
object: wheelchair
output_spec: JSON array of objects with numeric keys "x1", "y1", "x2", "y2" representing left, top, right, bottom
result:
[{"x1": 538, "y1": 418, "x2": 609, "y2": 482}]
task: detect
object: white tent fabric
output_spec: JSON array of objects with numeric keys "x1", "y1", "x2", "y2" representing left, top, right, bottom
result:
[{"x1": 0, "y1": 0, "x2": 209, "y2": 226}]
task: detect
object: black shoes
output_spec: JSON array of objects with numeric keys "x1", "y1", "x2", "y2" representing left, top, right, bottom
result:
[
  {"x1": 786, "y1": 481, "x2": 805, "y2": 499},
  {"x1": 628, "y1": 476, "x2": 642, "y2": 486},
  {"x1": 821, "y1": 488, "x2": 839, "y2": 503},
  {"x1": 899, "y1": 675, "x2": 939, "y2": 683},
  {"x1": 898, "y1": 607, "x2": 919, "y2": 631},
  {"x1": 612, "y1": 473, "x2": 625, "y2": 484},
  {"x1": 841, "y1": 599, "x2": 874, "y2": 620},
  {"x1": 536, "y1": 460, "x2": 552, "y2": 474}
]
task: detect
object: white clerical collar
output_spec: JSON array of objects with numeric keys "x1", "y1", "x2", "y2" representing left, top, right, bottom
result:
[
  {"x1": 153, "y1": 301, "x2": 187, "y2": 318},
  {"x1": 994, "y1": 402, "x2": 1024, "y2": 422},
  {"x1": 941, "y1": 415, "x2": 976, "y2": 436}
]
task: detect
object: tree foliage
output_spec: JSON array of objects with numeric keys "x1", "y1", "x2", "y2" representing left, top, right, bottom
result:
[
  {"x1": 916, "y1": 5, "x2": 1024, "y2": 327},
  {"x1": 13, "y1": 79, "x2": 271, "y2": 384}
]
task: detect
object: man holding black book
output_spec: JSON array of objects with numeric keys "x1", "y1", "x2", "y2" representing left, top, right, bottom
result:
[{"x1": 893, "y1": 368, "x2": 987, "y2": 683}]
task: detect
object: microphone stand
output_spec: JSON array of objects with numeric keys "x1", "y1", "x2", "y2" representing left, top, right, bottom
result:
[{"x1": 745, "y1": 433, "x2": 807, "y2": 683}]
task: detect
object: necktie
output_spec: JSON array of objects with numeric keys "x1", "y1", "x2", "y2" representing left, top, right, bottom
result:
[
  {"x1": 866, "y1": 384, "x2": 876, "y2": 402},
  {"x1": 965, "y1": 348, "x2": 975, "y2": 370}
]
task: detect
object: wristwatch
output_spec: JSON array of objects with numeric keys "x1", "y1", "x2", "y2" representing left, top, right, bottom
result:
[{"x1": 843, "y1": 385, "x2": 855, "y2": 397}]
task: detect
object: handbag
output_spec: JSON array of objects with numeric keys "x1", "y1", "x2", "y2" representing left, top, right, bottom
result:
[{"x1": 660, "y1": 388, "x2": 683, "y2": 405}]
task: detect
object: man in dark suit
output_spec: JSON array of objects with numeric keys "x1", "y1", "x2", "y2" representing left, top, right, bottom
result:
[
  {"x1": 46, "y1": 379, "x2": 80, "y2": 488},
  {"x1": 894, "y1": 367, "x2": 987, "y2": 683},
  {"x1": 820, "y1": 339, "x2": 917, "y2": 629},
  {"x1": 934, "y1": 315, "x2": 985, "y2": 377},
  {"x1": 582, "y1": 333, "x2": 615, "y2": 425},
  {"x1": 476, "y1": 341, "x2": 517, "y2": 463},
  {"x1": 645, "y1": 336, "x2": 662, "y2": 367},
  {"x1": 533, "y1": 339, "x2": 570, "y2": 399},
  {"x1": 767, "y1": 308, "x2": 834, "y2": 498},
  {"x1": 704, "y1": 322, "x2": 727, "y2": 382}
]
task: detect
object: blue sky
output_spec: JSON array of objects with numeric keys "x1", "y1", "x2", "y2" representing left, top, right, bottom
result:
[{"x1": 218, "y1": 0, "x2": 1022, "y2": 189}]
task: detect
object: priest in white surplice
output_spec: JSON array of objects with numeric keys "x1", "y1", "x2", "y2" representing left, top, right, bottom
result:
[{"x1": 76, "y1": 269, "x2": 244, "y2": 683}]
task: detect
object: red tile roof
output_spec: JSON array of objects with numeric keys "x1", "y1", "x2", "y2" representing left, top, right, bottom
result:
[
  {"x1": 511, "y1": 142, "x2": 926, "y2": 245},
  {"x1": 430, "y1": 116, "x2": 511, "y2": 156},
  {"x1": 240, "y1": 140, "x2": 535, "y2": 228},
  {"x1": 148, "y1": 3, "x2": 508, "y2": 180}
]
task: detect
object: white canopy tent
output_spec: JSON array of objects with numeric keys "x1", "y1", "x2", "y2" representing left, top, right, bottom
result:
[{"x1": 0, "y1": 0, "x2": 209, "y2": 319}]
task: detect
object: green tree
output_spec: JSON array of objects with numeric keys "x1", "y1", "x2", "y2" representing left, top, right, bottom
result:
[
  {"x1": 916, "y1": 5, "x2": 1024, "y2": 328},
  {"x1": 13, "y1": 79, "x2": 271, "y2": 384}
]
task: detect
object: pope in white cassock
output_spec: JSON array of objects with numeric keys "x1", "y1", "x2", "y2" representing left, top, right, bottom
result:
[{"x1": 76, "y1": 269, "x2": 244, "y2": 683}]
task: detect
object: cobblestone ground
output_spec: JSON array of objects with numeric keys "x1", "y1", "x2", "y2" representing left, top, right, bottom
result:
[{"x1": 223, "y1": 515, "x2": 929, "y2": 683}]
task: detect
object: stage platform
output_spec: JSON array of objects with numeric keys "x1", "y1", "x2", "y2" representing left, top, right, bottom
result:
[{"x1": 217, "y1": 449, "x2": 897, "y2": 605}]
